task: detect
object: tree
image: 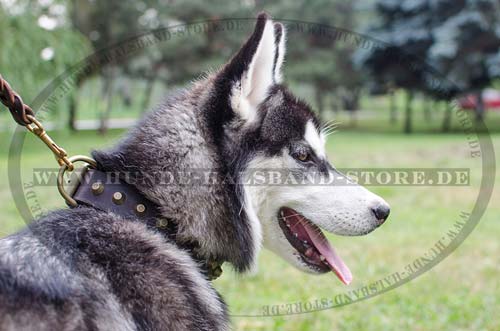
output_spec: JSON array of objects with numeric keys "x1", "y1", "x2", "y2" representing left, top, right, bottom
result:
[
  {"x1": 70, "y1": 0, "x2": 248, "y2": 132},
  {"x1": 0, "y1": 1, "x2": 90, "y2": 127},
  {"x1": 356, "y1": 0, "x2": 434, "y2": 133},
  {"x1": 358, "y1": 0, "x2": 500, "y2": 133},
  {"x1": 427, "y1": 0, "x2": 500, "y2": 122}
]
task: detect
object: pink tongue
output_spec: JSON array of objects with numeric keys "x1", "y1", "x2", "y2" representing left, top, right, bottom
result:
[{"x1": 303, "y1": 223, "x2": 353, "y2": 285}]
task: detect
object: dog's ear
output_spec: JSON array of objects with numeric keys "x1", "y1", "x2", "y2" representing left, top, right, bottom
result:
[
  {"x1": 273, "y1": 22, "x2": 286, "y2": 83},
  {"x1": 220, "y1": 13, "x2": 283, "y2": 123}
]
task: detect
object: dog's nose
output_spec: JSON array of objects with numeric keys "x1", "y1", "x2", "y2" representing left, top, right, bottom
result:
[{"x1": 372, "y1": 203, "x2": 390, "y2": 224}]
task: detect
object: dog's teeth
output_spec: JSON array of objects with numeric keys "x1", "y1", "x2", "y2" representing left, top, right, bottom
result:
[
  {"x1": 286, "y1": 223, "x2": 290, "y2": 228},
  {"x1": 320, "y1": 255, "x2": 326, "y2": 261},
  {"x1": 280, "y1": 211, "x2": 285, "y2": 218},
  {"x1": 303, "y1": 240, "x2": 308, "y2": 245},
  {"x1": 294, "y1": 233, "x2": 298, "y2": 237}
]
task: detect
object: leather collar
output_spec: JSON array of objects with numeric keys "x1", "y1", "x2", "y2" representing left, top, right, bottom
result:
[{"x1": 70, "y1": 168, "x2": 223, "y2": 280}]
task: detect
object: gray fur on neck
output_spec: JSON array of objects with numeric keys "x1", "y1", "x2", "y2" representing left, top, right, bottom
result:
[{"x1": 93, "y1": 75, "x2": 257, "y2": 272}]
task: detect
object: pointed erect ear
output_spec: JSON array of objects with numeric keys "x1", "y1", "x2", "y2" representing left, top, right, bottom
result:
[
  {"x1": 220, "y1": 13, "x2": 287, "y2": 123},
  {"x1": 273, "y1": 22, "x2": 286, "y2": 83}
]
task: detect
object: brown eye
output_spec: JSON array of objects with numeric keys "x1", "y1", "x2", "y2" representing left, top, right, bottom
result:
[{"x1": 295, "y1": 150, "x2": 310, "y2": 162}]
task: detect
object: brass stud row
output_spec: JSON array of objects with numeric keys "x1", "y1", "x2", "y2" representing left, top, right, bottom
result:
[{"x1": 90, "y1": 181, "x2": 147, "y2": 216}]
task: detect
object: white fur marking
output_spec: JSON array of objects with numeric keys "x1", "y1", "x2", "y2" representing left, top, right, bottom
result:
[
  {"x1": 231, "y1": 20, "x2": 276, "y2": 125},
  {"x1": 243, "y1": 20, "x2": 275, "y2": 102},
  {"x1": 274, "y1": 25, "x2": 286, "y2": 83},
  {"x1": 230, "y1": 84, "x2": 258, "y2": 124},
  {"x1": 304, "y1": 120, "x2": 326, "y2": 158},
  {"x1": 242, "y1": 186, "x2": 263, "y2": 273}
]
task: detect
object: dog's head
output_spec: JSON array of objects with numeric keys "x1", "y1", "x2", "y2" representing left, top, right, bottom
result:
[
  {"x1": 93, "y1": 13, "x2": 389, "y2": 284},
  {"x1": 215, "y1": 13, "x2": 390, "y2": 284}
]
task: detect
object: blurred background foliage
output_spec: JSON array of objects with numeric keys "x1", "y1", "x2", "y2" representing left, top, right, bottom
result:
[
  {"x1": 0, "y1": 0, "x2": 90, "y2": 122},
  {"x1": 1, "y1": 0, "x2": 499, "y2": 134}
]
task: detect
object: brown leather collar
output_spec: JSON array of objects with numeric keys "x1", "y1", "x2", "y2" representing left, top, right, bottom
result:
[
  {"x1": 70, "y1": 168, "x2": 223, "y2": 280},
  {"x1": 72, "y1": 169, "x2": 162, "y2": 221}
]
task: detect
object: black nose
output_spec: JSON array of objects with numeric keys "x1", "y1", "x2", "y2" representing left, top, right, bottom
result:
[{"x1": 372, "y1": 204, "x2": 390, "y2": 224}]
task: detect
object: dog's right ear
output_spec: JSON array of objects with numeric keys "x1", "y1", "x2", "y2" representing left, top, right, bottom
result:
[{"x1": 217, "y1": 13, "x2": 284, "y2": 124}]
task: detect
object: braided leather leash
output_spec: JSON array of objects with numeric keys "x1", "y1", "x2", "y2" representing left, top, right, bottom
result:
[
  {"x1": 0, "y1": 74, "x2": 74, "y2": 170},
  {"x1": 0, "y1": 74, "x2": 35, "y2": 126}
]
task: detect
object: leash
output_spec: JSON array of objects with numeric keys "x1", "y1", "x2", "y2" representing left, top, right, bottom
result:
[
  {"x1": 0, "y1": 74, "x2": 223, "y2": 280},
  {"x1": 1, "y1": 74, "x2": 76, "y2": 171}
]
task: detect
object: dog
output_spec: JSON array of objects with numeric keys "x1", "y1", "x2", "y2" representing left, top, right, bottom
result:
[{"x1": 0, "y1": 13, "x2": 389, "y2": 330}]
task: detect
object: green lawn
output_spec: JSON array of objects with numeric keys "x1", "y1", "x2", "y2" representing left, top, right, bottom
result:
[{"x1": 0, "y1": 126, "x2": 498, "y2": 331}]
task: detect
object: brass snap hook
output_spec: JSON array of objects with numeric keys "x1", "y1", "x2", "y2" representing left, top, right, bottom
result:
[{"x1": 26, "y1": 115, "x2": 74, "y2": 171}]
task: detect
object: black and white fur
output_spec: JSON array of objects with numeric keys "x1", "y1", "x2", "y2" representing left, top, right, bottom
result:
[{"x1": 0, "y1": 13, "x2": 389, "y2": 330}]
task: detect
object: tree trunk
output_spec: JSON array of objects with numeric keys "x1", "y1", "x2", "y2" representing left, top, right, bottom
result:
[
  {"x1": 141, "y1": 77, "x2": 155, "y2": 113},
  {"x1": 404, "y1": 90, "x2": 413, "y2": 134},
  {"x1": 475, "y1": 91, "x2": 485, "y2": 123},
  {"x1": 423, "y1": 96, "x2": 432, "y2": 121},
  {"x1": 442, "y1": 101, "x2": 452, "y2": 132},
  {"x1": 315, "y1": 88, "x2": 325, "y2": 119},
  {"x1": 68, "y1": 91, "x2": 78, "y2": 131},
  {"x1": 432, "y1": 100, "x2": 439, "y2": 117},
  {"x1": 99, "y1": 70, "x2": 115, "y2": 135},
  {"x1": 330, "y1": 93, "x2": 339, "y2": 114},
  {"x1": 349, "y1": 110, "x2": 357, "y2": 127},
  {"x1": 389, "y1": 90, "x2": 397, "y2": 124}
]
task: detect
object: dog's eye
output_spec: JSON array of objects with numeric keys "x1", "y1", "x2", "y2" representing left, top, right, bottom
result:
[{"x1": 294, "y1": 150, "x2": 310, "y2": 163}]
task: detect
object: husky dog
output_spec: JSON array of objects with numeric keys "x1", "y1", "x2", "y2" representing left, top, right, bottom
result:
[{"x1": 0, "y1": 13, "x2": 389, "y2": 331}]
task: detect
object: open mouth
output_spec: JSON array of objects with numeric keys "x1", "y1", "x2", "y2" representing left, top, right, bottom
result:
[{"x1": 278, "y1": 207, "x2": 352, "y2": 285}]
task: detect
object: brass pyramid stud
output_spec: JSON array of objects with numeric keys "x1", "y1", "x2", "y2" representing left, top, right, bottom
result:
[
  {"x1": 112, "y1": 192, "x2": 125, "y2": 205},
  {"x1": 91, "y1": 181, "x2": 104, "y2": 195},
  {"x1": 135, "y1": 203, "x2": 146, "y2": 215}
]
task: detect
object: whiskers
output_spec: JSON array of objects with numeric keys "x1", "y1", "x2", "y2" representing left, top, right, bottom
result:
[{"x1": 320, "y1": 119, "x2": 340, "y2": 138}]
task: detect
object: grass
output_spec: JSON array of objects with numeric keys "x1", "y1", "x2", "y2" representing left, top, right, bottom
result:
[{"x1": 0, "y1": 120, "x2": 498, "y2": 330}]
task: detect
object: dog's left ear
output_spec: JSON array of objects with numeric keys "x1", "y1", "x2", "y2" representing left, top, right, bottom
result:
[
  {"x1": 273, "y1": 22, "x2": 286, "y2": 83},
  {"x1": 220, "y1": 13, "x2": 286, "y2": 123}
]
